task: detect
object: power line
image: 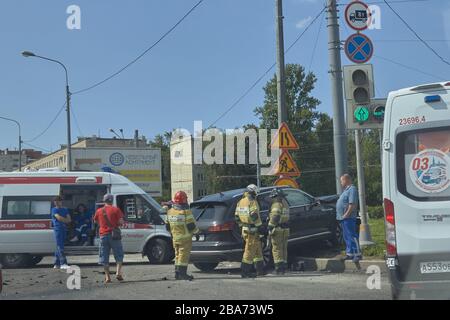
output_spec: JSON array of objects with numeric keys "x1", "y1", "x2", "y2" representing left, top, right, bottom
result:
[
  {"x1": 374, "y1": 55, "x2": 447, "y2": 81},
  {"x1": 207, "y1": 6, "x2": 326, "y2": 129},
  {"x1": 22, "y1": 142, "x2": 52, "y2": 153},
  {"x1": 307, "y1": 9, "x2": 325, "y2": 73},
  {"x1": 383, "y1": 0, "x2": 450, "y2": 67},
  {"x1": 72, "y1": 0, "x2": 205, "y2": 95},
  {"x1": 338, "y1": 0, "x2": 433, "y2": 5},
  {"x1": 71, "y1": 107, "x2": 84, "y2": 137},
  {"x1": 24, "y1": 103, "x2": 66, "y2": 143}
]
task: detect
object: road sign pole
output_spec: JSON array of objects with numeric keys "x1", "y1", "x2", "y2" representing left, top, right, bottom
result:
[
  {"x1": 327, "y1": 0, "x2": 348, "y2": 193},
  {"x1": 355, "y1": 129, "x2": 374, "y2": 246},
  {"x1": 276, "y1": 0, "x2": 287, "y2": 128}
]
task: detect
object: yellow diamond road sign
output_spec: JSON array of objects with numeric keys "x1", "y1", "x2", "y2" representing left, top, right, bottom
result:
[
  {"x1": 270, "y1": 150, "x2": 301, "y2": 177},
  {"x1": 271, "y1": 122, "x2": 299, "y2": 150}
]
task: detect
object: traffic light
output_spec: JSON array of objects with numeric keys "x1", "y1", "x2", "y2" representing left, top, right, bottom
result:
[{"x1": 343, "y1": 64, "x2": 384, "y2": 129}]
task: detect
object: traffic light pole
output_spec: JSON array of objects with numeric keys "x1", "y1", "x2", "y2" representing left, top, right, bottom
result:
[
  {"x1": 355, "y1": 129, "x2": 374, "y2": 246},
  {"x1": 327, "y1": 0, "x2": 348, "y2": 193}
]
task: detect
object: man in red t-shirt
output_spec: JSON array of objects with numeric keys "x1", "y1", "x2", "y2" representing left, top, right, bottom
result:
[{"x1": 93, "y1": 194, "x2": 125, "y2": 283}]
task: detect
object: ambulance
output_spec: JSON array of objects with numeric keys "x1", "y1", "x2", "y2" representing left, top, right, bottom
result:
[
  {"x1": 383, "y1": 81, "x2": 450, "y2": 299},
  {"x1": 0, "y1": 171, "x2": 173, "y2": 268}
]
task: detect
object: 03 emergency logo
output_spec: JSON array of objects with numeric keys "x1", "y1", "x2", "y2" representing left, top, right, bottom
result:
[
  {"x1": 409, "y1": 149, "x2": 450, "y2": 193},
  {"x1": 109, "y1": 152, "x2": 125, "y2": 166}
]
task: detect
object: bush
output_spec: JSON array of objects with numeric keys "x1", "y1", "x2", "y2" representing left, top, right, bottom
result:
[{"x1": 368, "y1": 206, "x2": 384, "y2": 220}]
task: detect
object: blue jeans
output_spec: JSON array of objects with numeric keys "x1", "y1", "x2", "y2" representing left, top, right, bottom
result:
[
  {"x1": 341, "y1": 218, "x2": 361, "y2": 257},
  {"x1": 99, "y1": 234, "x2": 124, "y2": 266},
  {"x1": 54, "y1": 228, "x2": 67, "y2": 266}
]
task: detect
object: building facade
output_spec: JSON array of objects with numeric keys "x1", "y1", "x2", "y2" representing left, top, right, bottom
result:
[
  {"x1": 0, "y1": 149, "x2": 44, "y2": 172},
  {"x1": 170, "y1": 135, "x2": 208, "y2": 203}
]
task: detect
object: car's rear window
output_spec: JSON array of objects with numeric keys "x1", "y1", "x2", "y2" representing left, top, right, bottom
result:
[
  {"x1": 397, "y1": 126, "x2": 450, "y2": 201},
  {"x1": 191, "y1": 202, "x2": 229, "y2": 221}
]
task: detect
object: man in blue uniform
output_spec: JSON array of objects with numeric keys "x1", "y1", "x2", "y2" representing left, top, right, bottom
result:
[
  {"x1": 51, "y1": 196, "x2": 71, "y2": 269},
  {"x1": 336, "y1": 174, "x2": 361, "y2": 262}
]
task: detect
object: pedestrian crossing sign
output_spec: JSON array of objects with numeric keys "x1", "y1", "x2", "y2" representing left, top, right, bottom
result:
[
  {"x1": 270, "y1": 150, "x2": 301, "y2": 177},
  {"x1": 271, "y1": 122, "x2": 299, "y2": 150}
]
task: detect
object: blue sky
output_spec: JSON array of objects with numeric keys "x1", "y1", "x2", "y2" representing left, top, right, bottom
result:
[{"x1": 0, "y1": 0, "x2": 449, "y2": 152}]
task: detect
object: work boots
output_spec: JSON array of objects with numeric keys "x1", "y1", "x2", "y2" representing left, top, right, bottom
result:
[
  {"x1": 174, "y1": 265, "x2": 180, "y2": 280},
  {"x1": 274, "y1": 262, "x2": 285, "y2": 275},
  {"x1": 240, "y1": 262, "x2": 256, "y2": 278},
  {"x1": 177, "y1": 266, "x2": 194, "y2": 281},
  {"x1": 255, "y1": 261, "x2": 267, "y2": 277}
]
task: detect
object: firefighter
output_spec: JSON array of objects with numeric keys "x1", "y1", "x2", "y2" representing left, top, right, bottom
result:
[
  {"x1": 268, "y1": 188, "x2": 290, "y2": 275},
  {"x1": 167, "y1": 191, "x2": 199, "y2": 281},
  {"x1": 235, "y1": 184, "x2": 267, "y2": 278}
]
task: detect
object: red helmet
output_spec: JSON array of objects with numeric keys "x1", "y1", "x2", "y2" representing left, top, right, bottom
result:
[{"x1": 173, "y1": 191, "x2": 188, "y2": 205}]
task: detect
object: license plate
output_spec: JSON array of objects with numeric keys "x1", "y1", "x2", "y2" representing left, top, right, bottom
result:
[
  {"x1": 192, "y1": 235, "x2": 205, "y2": 241},
  {"x1": 420, "y1": 261, "x2": 450, "y2": 274}
]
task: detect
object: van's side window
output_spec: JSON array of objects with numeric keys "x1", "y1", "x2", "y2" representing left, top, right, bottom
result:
[
  {"x1": 2, "y1": 197, "x2": 53, "y2": 220},
  {"x1": 117, "y1": 195, "x2": 163, "y2": 224}
]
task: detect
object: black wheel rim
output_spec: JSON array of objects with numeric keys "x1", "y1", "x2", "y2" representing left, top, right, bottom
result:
[{"x1": 152, "y1": 245, "x2": 163, "y2": 259}]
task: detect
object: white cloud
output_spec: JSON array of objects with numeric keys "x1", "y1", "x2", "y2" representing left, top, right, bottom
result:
[{"x1": 296, "y1": 16, "x2": 313, "y2": 29}]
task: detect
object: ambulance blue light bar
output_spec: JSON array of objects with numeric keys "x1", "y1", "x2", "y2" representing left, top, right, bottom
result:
[{"x1": 425, "y1": 95, "x2": 441, "y2": 103}]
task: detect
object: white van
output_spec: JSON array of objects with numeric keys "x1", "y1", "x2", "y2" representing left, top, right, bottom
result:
[
  {"x1": 0, "y1": 171, "x2": 173, "y2": 268},
  {"x1": 383, "y1": 81, "x2": 450, "y2": 299}
]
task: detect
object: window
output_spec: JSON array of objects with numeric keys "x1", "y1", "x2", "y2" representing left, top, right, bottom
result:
[
  {"x1": 284, "y1": 190, "x2": 313, "y2": 207},
  {"x1": 397, "y1": 127, "x2": 450, "y2": 201},
  {"x1": 2, "y1": 197, "x2": 53, "y2": 219},
  {"x1": 191, "y1": 203, "x2": 228, "y2": 221},
  {"x1": 117, "y1": 194, "x2": 164, "y2": 224},
  {"x1": 257, "y1": 193, "x2": 272, "y2": 212}
]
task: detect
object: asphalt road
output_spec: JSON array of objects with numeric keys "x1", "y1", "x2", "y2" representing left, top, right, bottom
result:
[{"x1": 0, "y1": 255, "x2": 391, "y2": 300}]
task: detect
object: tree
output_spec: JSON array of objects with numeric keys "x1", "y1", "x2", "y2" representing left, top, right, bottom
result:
[
  {"x1": 254, "y1": 64, "x2": 336, "y2": 195},
  {"x1": 149, "y1": 132, "x2": 172, "y2": 201}
]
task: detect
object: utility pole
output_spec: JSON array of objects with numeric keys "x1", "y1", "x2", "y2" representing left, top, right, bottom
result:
[
  {"x1": 326, "y1": 0, "x2": 348, "y2": 193},
  {"x1": 276, "y1": 0, "x2": 287, "y2": 128},
  {"x1": 66, "y1": 84, "x2": 72, "y2": 171},
  {"x1": 355, "y1": 130, "x2": 373, "y2": 246}
]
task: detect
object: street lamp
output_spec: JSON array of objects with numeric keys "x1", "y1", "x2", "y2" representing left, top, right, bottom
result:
[
  {"x1": 22, "y1": 51, "x2": 72, "y2": 171},
  {"x1": 0, "y1": 116, "x2": 22, "y2": 171}
]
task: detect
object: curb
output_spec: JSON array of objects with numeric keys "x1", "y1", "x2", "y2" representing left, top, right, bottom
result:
[{"x1": 296, "y1": 257, "x2": 387, "y2": 273}]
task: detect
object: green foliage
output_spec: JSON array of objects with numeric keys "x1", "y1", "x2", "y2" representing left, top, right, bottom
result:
[
  {"x1": 361, "y1": 218, "x2": 386, "y2": 258},
  {"x1": 368, "y1": 205, "x2": 384, "y2": 220},
  {"x1": 149, "y1": 132, "x2": 172, "y2": 201}
]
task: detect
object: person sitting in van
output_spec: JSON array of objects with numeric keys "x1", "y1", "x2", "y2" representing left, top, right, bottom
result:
[
  {"x1": 51, "y1": 196, "x2": 71, "y2": 270},
  {"x1": 69, "y1": 203, "x2": 93, "y2": 246}
]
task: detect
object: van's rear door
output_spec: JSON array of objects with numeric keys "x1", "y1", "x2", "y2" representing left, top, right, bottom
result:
[{"x1": 390, "y1": 86, "x2": 450, "y2": 282}]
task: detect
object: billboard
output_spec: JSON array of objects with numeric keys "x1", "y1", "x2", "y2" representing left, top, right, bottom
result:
[{"x1": 71, "y1": 148, "x2": 162, "y2": 196}]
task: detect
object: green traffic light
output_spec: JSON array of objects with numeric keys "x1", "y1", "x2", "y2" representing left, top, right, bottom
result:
[
  {"x1": 373, "y1": 105, "x2": 385, "y2": 120},
  {"x1": 354, "y1": 106, "x2": 369, "y2": 123}
]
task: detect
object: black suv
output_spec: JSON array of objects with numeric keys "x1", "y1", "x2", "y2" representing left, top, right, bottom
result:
[{"x1": 190, "y1": 186, "x2": 342, "y2": 272}]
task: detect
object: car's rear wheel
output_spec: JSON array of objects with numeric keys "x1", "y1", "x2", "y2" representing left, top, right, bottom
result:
[
  {"x1": 330, "y1": 222, "x2": 344, "y2": 247},
  {"x1": 1, "y1": 254, "x2": 32, "y2": 269},
  {"x1": 146, "y1": 238, "x2": 172, "y2": 264},
  {"x1": 193, "y1": 262, "x2": 219, "y2": 272}
]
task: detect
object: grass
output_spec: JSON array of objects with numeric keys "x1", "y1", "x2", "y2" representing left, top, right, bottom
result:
[{"x1": 361, "y1": 218, "x2": 386, "y2": 259}]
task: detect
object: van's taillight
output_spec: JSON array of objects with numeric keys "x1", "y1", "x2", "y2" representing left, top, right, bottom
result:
[
  {"x1": 384, "y1": 198, "x2": 397, "y2": 256},
  {"x1": 208, "y1": 221, "x2": 235, "y2": 232}
]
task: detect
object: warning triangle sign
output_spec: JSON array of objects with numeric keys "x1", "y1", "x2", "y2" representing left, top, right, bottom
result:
[
  {"x1": 270, "y1": 150, "x2": 301, "y2": 177},
  {"x1": 271, "y1": 122, "x2": 299, "y2": 150}
]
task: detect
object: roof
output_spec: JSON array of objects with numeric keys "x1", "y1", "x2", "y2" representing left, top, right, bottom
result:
[
  {"x1": 390, "y1": 81, "x2": 450, "y2": 96},
  {"x1": 193, "y1": 186, "x2": 290, "y2": 204}
]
